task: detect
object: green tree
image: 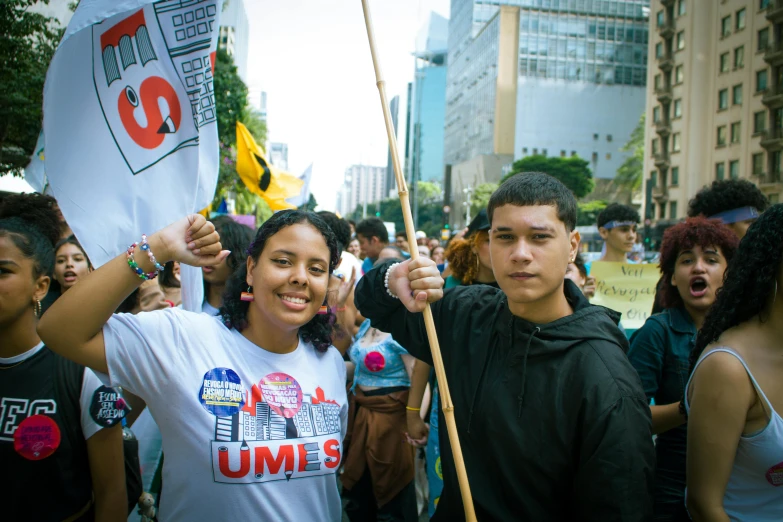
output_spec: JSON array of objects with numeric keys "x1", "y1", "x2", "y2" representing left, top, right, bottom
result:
[
  {"x1": 0, "y1": 0, "x2": 61, "y2": 175},
  {"x1": 502, "y1": 155, "x2": 595, "y2": 198},
  {"x1": 614, "y1": 113, "x2": 645, "y2": 191},
  {"x1": 299, "y1": 193, "x2": 318, "y2": 212},
  {"x1": 576, "y1": 200, "x2": 608, "y2": 226},
  {"x1": 471, "y1": 182, "x2": 498, "y2": 217}
]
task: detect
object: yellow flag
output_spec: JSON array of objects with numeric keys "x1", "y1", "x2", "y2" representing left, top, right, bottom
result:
[{"x1": 236, "y1": 122, "x2": 304, "y2": 211}]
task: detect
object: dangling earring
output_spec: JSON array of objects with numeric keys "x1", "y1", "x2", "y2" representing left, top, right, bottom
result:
[
  {"x1": 34, "y1": 299, "x2": 42, "y2": 318},
  {"x1": 241, "y1": 286, "x2": 254, "y2": 302},
  {"x1": 475, "y1": 254, "x2": 480, "y2": 274}
]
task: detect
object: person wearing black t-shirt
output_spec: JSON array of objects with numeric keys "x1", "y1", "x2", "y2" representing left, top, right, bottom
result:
[{"x1": 0, "y1": 193, "x2": 126, "y2": 521}]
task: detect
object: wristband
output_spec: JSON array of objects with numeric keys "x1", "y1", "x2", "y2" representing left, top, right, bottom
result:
[
  {"x1": 126, "y1": 243, "x2": 158, "y2": 281},
  {"x1": 406, "y1": 406, "x2": 421, "y2": 412},
  {"x1": 384, "y1": 263, "x2": 401, "y2": 299},
  {"x1": 334, "y1": 306, "x2": 347, "y2": 312},
  {"x1": 139, "y1": 234, "x2": 165, "y2": 273}
]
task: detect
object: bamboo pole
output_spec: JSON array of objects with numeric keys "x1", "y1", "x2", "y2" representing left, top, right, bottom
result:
[{"x1": 359, "y1": 2, "x2": 477, "y2": 520}]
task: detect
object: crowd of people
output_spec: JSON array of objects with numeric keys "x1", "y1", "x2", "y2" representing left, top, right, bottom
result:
[{"x1": 1, "y1": 173, "x2": 781, "y2": 521}]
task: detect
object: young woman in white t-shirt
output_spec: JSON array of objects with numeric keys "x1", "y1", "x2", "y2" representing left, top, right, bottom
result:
[{"x1": 39, "y1": 210, "x2": 350, "y2": 521}]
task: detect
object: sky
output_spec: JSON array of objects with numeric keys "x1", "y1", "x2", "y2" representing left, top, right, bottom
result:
[{"x1": 242, "y1": 0, "x2": 451, "y2": 212}]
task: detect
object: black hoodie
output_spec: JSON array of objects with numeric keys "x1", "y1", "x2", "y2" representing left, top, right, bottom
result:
[{"x1": 355, "y1": 261, "x2": 655, "y2": 522}]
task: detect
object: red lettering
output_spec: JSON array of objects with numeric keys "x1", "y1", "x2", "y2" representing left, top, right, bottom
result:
[
  {"x1": 254, "y1": 444, "x2": 294, "y2": 476},
  {"x1": 324, "y1": 439, "x2": 341, "y2": 469},
  {"x1": 217, "y1": 446, "x2": 249, "y2": 478},
  {"x1": 117, "y1": 76, "x2": 181, "y2": 149}
]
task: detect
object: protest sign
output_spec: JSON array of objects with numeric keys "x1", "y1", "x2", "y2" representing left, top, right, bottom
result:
[
  {"x1": 43, "y1": 0, "x2": 221, "y2": 268},
  {"x1": 590, "y1": 261, "x2": 659, "y2": 329}
]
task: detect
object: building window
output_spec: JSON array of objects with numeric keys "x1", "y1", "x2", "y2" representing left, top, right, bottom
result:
[
  {"x1": 720, "y1": 52, "x2": 730, "y2": 73},
  {"x1": 561, "y1": 150, "x2": 567, "y2": 157},
  {"x1": 754, "y1": 111, "x2": 767, "y2": 134},
  {"x1": 761, "y1": 0, "x2": 771, "y2": 10},
  {"x1": 652, "y1": 138, "x2": 660, "y2": 155},
  {"x1": 674, "y1": 99, "x2": 683, "y2": 118},
  {"x1": 736, "y1": 9, "x2": 746, "y2": 31},
  {"x1": 731, "y1": 122, "x2": 741, "y2": 143},
  {"x1": 659, "y1": 202, "x2": 666, "y2": 219},
  {"x1": 650, "y1": 171, "x2": 658, "y2": 187},
  {"x1": 606, "y1": 153, "x2": 612, "y2": 160},
  {"x1": 670, "y1": 201, "x2": 678, "y2": 220},
  {"x1": 719, "y1": 88, "x2": 729, "y2": 110},
  {"x1": 672, "y1": 133, "x2": 681, "y2": 152},
  {"x1": 533, "y1": 148, "x2": 538, "y2": 155},
  {"x1": 657, "y1": 10, "x2": 665, "y2": 27},
  {"x1": 678, "y1": 0, "x2": 686, "y2": 16},
  {"x1": 671, "y1": 166, "x2": 680, "y2": 185},
  {"x1": 676, "y1": 31, "x2": 685, "y2": 50},
  {"x1": 733, "y1": 84, "x2": 743, "y2": 105},
  {"x1": 654, "y1": 74, "x2": 662, "y2": 89},
  {"x1": 607, "y1": 135, "x2": 613, "y2": 142},
  {"x1": 522, "y1": 147, "x2": 528, "y2": 155},
  {"x1": 593, "y1": 133, "x2": 599, "y2": 140},
  {"x1": 591, "y1": 151, "x2": 597, "y2": 161},
  {"x1": 571, "y1": 151, "x2": 576, "y2": 157},
  {"x1": 717, "y1": 126, "x2": 727, "y2": 146},
  {"x1": 729, "y1": 160, "x2": 740, "y2": 179},
  {"x1": 675, "y1": 65, "x2": 684, "y2": 84},
  {"x1": 721, "y1": 16, "x2": 731, "y2": 38},
  {"x1": 653, "y1": 106, "x2": 661, "y2": 123},
  {"x1": 655, "y1": 42, "x2": 664, "y2": 58},
  {"x1": 759, "y1": 28, "x2": 770, "y2": 51},
  {"x1": 734, "y1": 46, "x2": 744, "y2": 69},
  {"x1": 757, "y1": 69, "x2": 769, "y2": 92},
  {"x1": 753, "y1": 152, "x2": 764, "y2": 175},
  {"x1": 716, "y1": 162, "x2": 726, "y2": 180}
]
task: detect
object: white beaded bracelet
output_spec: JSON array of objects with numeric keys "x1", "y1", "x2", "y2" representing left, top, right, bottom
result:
[{"x1": 384, "y1": 262, "x2": 401, "y2": 299}]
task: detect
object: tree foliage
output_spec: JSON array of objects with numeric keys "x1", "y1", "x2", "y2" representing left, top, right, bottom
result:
[
  {"x1": 614, "y1": 113, "x2": 645, "y2": 192},
  {"x1": 576, "y1": 200, "x2": 608, "y2": 226},
  {"x1": 299, "y1": 193, "x2": 318, "y2": 212},
  {"x1": 350, "y1": 182, "x2": 446, "y2": 238},
  {"x1": 0, "y1": 0, "x2": 61, "y2": 175},
  {"x1": 502, "y1": 155, "x2": 595, "y2": 199},
  {"x1": 471, "y1": 182, "x2": 498, "y2": 217}
]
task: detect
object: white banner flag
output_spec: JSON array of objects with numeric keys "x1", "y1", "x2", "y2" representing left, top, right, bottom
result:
[
  {"x1": 286, "y1": 163, "x2": 313, "y2": 208},
  {"x1": 43, "y1": 0, "x2": 220, "y2": 267},
  {"x1": 23, "y1": 131, "x2": 47, "y2": 194}
]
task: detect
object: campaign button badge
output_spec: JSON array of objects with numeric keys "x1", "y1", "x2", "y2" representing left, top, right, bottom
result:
[{"x1": 14, "y1": 415, "x2": 61, "y2": 461}]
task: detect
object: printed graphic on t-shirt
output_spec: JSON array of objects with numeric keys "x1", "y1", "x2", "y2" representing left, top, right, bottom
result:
[
  {"x1": 766, "y1": 461, "x2": 783, "y2": 487},
  {"x1": 200, "y1": 368, "x2": 343, "y2": 484},
  {"x1": 0, "y1": 397, "x2": 56, "y2": 442},
  {"x1": 14, "y1": 414, "x2": 61, "y2": 460},
  {"x1": 89, "y1": 386, "x2": 127, "y2": 427},
  {"x1": 364, "y1": 351, "x2": 386, "y2": 372}
]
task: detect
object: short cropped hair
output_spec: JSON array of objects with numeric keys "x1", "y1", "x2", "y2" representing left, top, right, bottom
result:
[
  {"x1": 658, "y1": 216, "x2": 739, "y2": 309},
  {"x1": 687, "y1": 179, "x2": 769, "y2": 218},
  {"x1": 597, "y1": 203, "x2": 640, "y2": 229},
  {"x1": 573, "y1": 253, "x2": 587, "y2": 279},
  {"x1": 355, "y1": 217, "x2": 389, "y2": 243},
  {"x1": 488, "y1": 172, "x2": 577, "y2": 231}
]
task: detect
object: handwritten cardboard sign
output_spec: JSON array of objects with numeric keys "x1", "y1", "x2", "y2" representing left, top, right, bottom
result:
[{"x1": 590, "y1": 262, "x2": 659, "y2": 330}]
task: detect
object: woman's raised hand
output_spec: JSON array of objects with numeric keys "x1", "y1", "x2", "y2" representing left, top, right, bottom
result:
[
  {"x1": 151, "y1": 214, "x2": 230, "y2": 267},
  {"x1": 388, "y1": 258, "x2": 444, "y2": 313}
]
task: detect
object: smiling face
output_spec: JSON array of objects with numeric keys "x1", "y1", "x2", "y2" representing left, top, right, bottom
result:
[
  {"x1": 0, "y1": 235, "x2": 49, "y2": 330},
  {"x1": 245, "y1": 223, "x2": 331, "y2": 333},
  {"x1": 490, "y1": 204, "x2": 579, "y2": 312},
  {"x1": 431, "y1": 246, "x2": 445, "y2": 264},
  {"x1": 53, "y1": 243, "x2": 90, "y2": 292},
  {"x1": 347, "y1": 238, "x2": 361, "y2": 258},
  {"x1": 670, "y1": 245, "x2": 728, "y2": 315}
]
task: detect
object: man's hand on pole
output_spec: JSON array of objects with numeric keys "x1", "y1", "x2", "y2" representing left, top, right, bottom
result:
[{"x1": 388, "y1": 258, "x2": 444, "y2": 313}]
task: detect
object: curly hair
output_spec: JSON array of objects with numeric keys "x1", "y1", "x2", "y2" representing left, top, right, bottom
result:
[
  {"x1": 210, "y1": 215, "x2": 255, "y2": 273},
  {"x1": 317, "y1": 211, "x2": 351, "y2": 252},
  {"x1": 597, "y1": 203, "x2": 640, "y2": 228},
  {"x1": 688, "y1": 179, "x2": 769, "y2": 218},
  {"x1": 657, "y1": 217, "x2": 739, "y2": 309},
  {"x1": 445, "y1": 231, "x2": 487, "y2": 285},
  {"x1": 0, "y1": 193, "x2": 61, "y2": 278},
  {"x1": 219, "y1": 210, "x2": 340, "y2": 353},
  {"x1": 691, "y1": 204, "x2": 783, "y2": 369}
]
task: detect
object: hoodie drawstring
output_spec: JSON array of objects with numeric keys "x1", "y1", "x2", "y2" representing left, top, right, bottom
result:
[{"x1": 517, "y1": 327, "x2": 540, "y2": 418}]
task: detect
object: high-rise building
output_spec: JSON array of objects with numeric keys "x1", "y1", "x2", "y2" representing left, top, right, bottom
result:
[
  {"x1": 385, "y1": 95, "x2": 401, "y2": 198},
  {"x1": 408, "y1": 12, "x2": 449, "y2": 186},
  {"x1": 643, "y1": 0, "x2": 782, "y2": 225},
  {"x1": 219, "y1": 0, "x2": 249, "y2": 81},
  {"x1": 269, "y1": 142, "x2": 288, "y2": 171},
  {"x1": 445, "y1": 1, "x2": 650, "y2": 228},
  {"x1": 337, "y1": 165, "x2": 387, "y2": 217},
  {"x1": 260, "y1": 91, "x2": 268, "y2": 122}
]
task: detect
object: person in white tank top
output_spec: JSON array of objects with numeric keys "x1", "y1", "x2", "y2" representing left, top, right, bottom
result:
[{"x1": 684, "y1": 204, "x2": 783, "y2": 522}]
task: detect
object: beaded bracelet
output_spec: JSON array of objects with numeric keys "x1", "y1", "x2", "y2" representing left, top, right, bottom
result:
[
  {"x1": 384, "y1": 263, "x2": 401, "y2": 299},
  {"x1": 140, "y1": 234, "x2": 165, "y2": 273},
  {"x1": 127, "y1": 243, "x2": 158, "y2": 280}
]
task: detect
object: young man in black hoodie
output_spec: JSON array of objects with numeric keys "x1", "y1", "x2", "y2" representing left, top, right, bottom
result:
[{"x1": 355, "y1": 172, "x2": 654, "y2": 521}]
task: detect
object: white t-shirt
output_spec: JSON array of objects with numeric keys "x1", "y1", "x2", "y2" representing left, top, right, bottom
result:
[
  {"x1": 0, "y1": 342, "x2": 108, "y2": 441},
  {"x1": 202, "y1": 299, "x2": 219, "y2": 316},
  {"x1": 335, "y1": 250, "x2": 363, "y2": 282},
  {"x1": 102, "y1": 308, "x2": 348, "y2": 521}
]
